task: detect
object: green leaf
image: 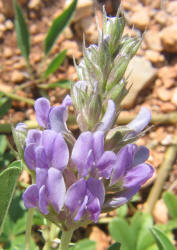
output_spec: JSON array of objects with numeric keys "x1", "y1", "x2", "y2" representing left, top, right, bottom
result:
[
  {"x1": 40, "y1": 80, "x2": 71, "y2": 89},
  {"x1": 14, "y1": 0, "x2": 30, "y2": 64},
  {"x1": 131, "y1": 212, "x2": 154, "y2": 250},
  {"x1": 42, "y1": 50, "x2": 67, "y2": 79},
  {"x1": 0, "y1": 94, "x2": 11, "y2": 118},
  {"x1": 71, "y1": 239, "x2": 96, "y2": 250},
  {"x1": 44, "y1": 0, "x2": 77, "y2": 56},
  {"x1": 0, "y1": 135, "x2": 7, "y2": 156},
  {"x1": 151, "y1": 227, "x2": 175, "y2": 250},
  {"x1": 116, "y1": 204, "x2": 128, "y2": 218},
  {"x1": 109, "y1": 218, "x2": 134, "y2": 250},
  {"x1": 0, "y1": 161, "x2": 22, "y2": 235},
  {"x1": 107, "y1": 242, "x2": 121, "y2": 250},
  {"x1": 163, "y1": 192, "x2": 177, "y2": 219}
]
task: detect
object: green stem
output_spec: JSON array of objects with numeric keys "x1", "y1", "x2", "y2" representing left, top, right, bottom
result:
[
  {"x1": 59, "y1": 229, "x2": 74, "y2": 250},
  {"x1": 25, "y1": 208, "x2": 34, "y2": 250},
  {"x1": 0, "y1": 90, "x2": 34, "y2": 105}
]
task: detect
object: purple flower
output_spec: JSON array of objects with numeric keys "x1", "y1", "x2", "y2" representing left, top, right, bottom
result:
[
  {"x1": 71, "y1": 131, "x2": 117, "y2": 178},
  {"x1": 23, "y1": 167, "x2": 66, "y2": 214},
  {"x1": 34, "y1": 95, "x2": 72, "y2": 133},
  {"x1": 24, "y1": 129, "x2": 69, "y2": 171},
  {"x1": 102, "y1": 144, "x2": 154, "y2": 210},
  {"x1": 65, "y1": 177, "x2": 105, "y2": 222}
]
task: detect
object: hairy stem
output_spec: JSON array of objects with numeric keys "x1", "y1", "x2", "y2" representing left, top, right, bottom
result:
[
  {"x1": 59, "y1": 229, "x2": 74, "y2": 250},
  {"x1": 144, "y1": 131, "x2": 177, "y2": 214}
]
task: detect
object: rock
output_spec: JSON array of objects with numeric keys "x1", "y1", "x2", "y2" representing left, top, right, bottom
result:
[
  {"x1": 33, "y1": 33, "x2": 45, "y2": 43},
  {"x1": 60, "y1": 40, "x2": 82, "y2": 59},
  {"x1": 75, "y1": 16, "x2": 98, "y2": 44},
  {"x1": 157, "y1": 87, "x2": 172, "y2": 102},
  {"x1": 28, "y1": 0, "x2": 41, "y2": 10},
  {"x1": 121, "y1": 56, "x2": 157, "y2": 108},
  {"x1": 144, "y1": 30, "x2": 162, "y2": 51},
  {"x1": 145, "y1": 50, "x2": 164, "y2": 64},
  {"x1": 65, "y1": 0, "x2": 94, "y2": 22},
  {"x1": 0, "y1": 24, "x2": 6, "y2": 32},
  {"x1": 160, "y1": 102, "x2": 176, "y2": 112},
  {"x1": 160, "y1": 25, "x2": 177, "y2": 53},
  {"x1": 154, "y1": 10, "x2": 168, "y2": 26},
  {"x1": 30, "y1": 24, "x2": 38, "y2": 35},
  {"x1": 4, "y1": 19, "x2": 13, "y2": 30},
  {"x1": 172, "y1": 88, "x2": 177, "y2": 106},
  {"x1": 166, "y1": 1, "x2": 177, "y2": 16},
  {"x1": 0, "y1": 13, "x2": 5, "y2": 24},
  {"x1": 4, "y1": 47, "x2": 13, "y2": 59},
  {"x1": 153, "y1": 200, "x2": 168, "y2": 224},
  {"x1": 130, "y1": 7, "x2": 150, "y2": 30},
  {"x1": 1, "y1": 0, "x2": 27, "y2": 17},
  {"x1": 158, "y1": 66, "x2": 176, "y2": 88},
  {"x1": 12, "y1": 70, "x2": 26, "y2": 83},
  {"x1": 62, "y1": 27, "x2": 73, "y2": 40}
]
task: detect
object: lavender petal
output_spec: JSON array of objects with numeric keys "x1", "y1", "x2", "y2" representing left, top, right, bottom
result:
[
  {"x1": 23, "y1": 184, "x2": 39, "y2": 209},
  {"x1": 34, "y1": 98, "x2": 50, "y2": 128},
  {"x1": 47, "y1": 168, "x2": 66, "y2": 213}
]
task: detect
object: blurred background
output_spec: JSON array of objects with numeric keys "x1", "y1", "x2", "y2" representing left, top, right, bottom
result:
[{"x1": 0, "y1": 0, "x2": 176, "y2": 249}]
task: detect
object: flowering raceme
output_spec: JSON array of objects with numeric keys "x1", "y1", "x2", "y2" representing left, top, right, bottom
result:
[{"x1": 14, "y1": 9, "x2": 154, "y2": 234}]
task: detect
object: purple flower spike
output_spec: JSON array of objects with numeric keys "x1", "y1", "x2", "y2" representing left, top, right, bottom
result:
[
  {"x1": 34, "y1": 98, "x2": 51, "y2": 128},
  {"x1": 126, "y1": 107, "x2": 151, "y2": 138},
  {"x1": 97, "y1": 100, "x2": 116, "y2": 132}
]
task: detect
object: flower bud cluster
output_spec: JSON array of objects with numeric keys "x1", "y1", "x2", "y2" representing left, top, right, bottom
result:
[
  {"x1": 72, "y1": 9, "x2": 141, "y2": 131},
  {"x1": 14, "y1": 9, "x2": 154, "y2": 231}
]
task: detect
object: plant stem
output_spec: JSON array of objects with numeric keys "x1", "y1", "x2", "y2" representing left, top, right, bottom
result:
[
  {"x1": 0, "y1": 90, "x2": 34, "y2": 105},
  {"x1": 25, "y1": 208, "x2": 34, "y2": 250},
  {"x1": 59, "y1": 229, "x2": 74, "y2": 250},
  {"x1": 144, "y1": 131, "x2": 177, "y2": 214}
]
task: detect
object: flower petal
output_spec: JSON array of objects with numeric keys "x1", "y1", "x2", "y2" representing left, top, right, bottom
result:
[
  {"x1": 39, "y1": 185, "x2": 49, "y2": 215},
  {"x1": 49, "y1": 106, "x2": 68, "y2": 133},
  {"x1": 133, "y1": 146, "x2": 149, "y2": 166},
  {"x1": 124, "y1": 163, "x2": 154, "y2": 189},
  {"x1": 110, "y1": 146, "x2": 131, "y2": 186},
  {"x1": 26, "y1": 129, "x2": 42, "y2": 146},
  {"x1": 86, "y1": 178, "x2": 105, "y2": 206},
  {"x1": 34, "y1": 98, "x2": 50, "y2": 128},
  {"x1": 36, "y1": 168, "x2": 48, "y2": 189},
  {"x1": 97, "y1": 100, "x2": 116, "y2": 132},
  {"x1": 103, "y1": 186, "x2": 140, "y2": 210},
  {"x1": 97, "y1": 151, "x2": 117, "y2": 171},
  {"x1": 42, "y1": 130, "x2": 57, "y2": 163},
  {"x1": 51, "y1": 133, "x2": 69, "y2": 171},
  {"x1": 23, "y1": 184, "x2": 39, "y2": 209},
  {"x1": 93, "y1": 131, "x2": 104, "y2": 161},
  {"x1": 35, "y1": 146, "x2": 48, "y2": 169},
  {"x1": 127, "y1": 107, "x2": 151, "y2": 136},
  {"x1": 47, "y1": 168, "x2": 66, "y2": 213},
  {"x1": 71, "y1": 132, "x2": 93, "y2": 176},
  {"x1": 24, "y1": 143, "x2": 37, "y2": 170},
  {"x1": 65, "y1": 178, "x2": 86, "y2": 215}
]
